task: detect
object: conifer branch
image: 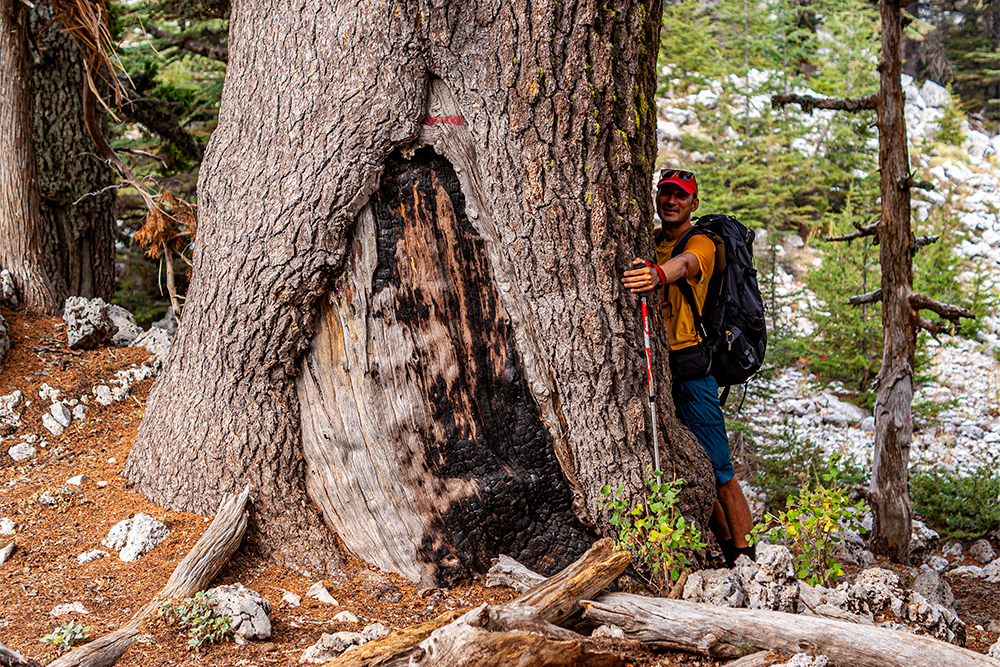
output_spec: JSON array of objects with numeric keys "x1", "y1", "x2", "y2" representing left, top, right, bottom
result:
[
  {"x1": 147, "y1": 27, "x2": 229, "y2": 62},
  {"x1": 825, "y1": 222, "x2": 880, "y2": 243},
  {"x1": 848, "y1": 289, "x2": 882, "y2": 306},
  {"x1": 771, "y1": 93, "x2": 877, "y2": 114},
  {"x1": 909, "y1": 293, "x2": 975, "y2": 321}
]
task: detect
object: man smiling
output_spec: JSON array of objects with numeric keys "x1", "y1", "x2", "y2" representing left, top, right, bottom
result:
[{"x1": 622, "y1": 168, "x2": 756, "y2": 567}]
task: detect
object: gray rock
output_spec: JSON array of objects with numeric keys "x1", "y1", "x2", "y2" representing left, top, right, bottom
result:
[
  {"x1": 819, "y1": 392, "x2": 865, "y2": 422},
  {"x1": 50, "y1": 402, "x2": 72, "y2": 428},
  {"x1": 983, "y1": 557, "x2": 1000, "y2": 583},
  {"x1": 281, "y1": 590, "x2": 301, "y2": 607},
  {"x1": 102, "y1": 513, "x2": 169, "y2": 562},
  {"x1": 38, "y1": 383, "x2": 60, "y2": 402},
  {"x1": 132, "y1": 327, "x2": 172, "y2": 364},
  {"x1": 958, "y1": 423, "x2": 985, "y2": 440},
  {"x1": 920, "y1": 80, "x2": 952, "y2": 108},
  {"x1": 0, "y1": 390, "x2": 23, "y2": 429},
  {"x1": 0, "y1": 518, "x2": 14, "y2": 535},
  {"x1": 152, "y1": 307, "x2": 178, "y2": 335},
  {"x1": 306, "y1": 581, "x2": 339, "y2": 605},
  {"x1": 107, "y1": 305, "x2": 143, "y2": 347},
  {"x1": 860, "y1": 416, "x2": 875, "y2": 433},
  {"x1": 969, "y1": 539, "x2": 996, "y2": 564},
  {"x1": 72, "y1": 404, "x2": 88, "y2": 422},
  {"x1": 0, "y1": 270, "x2": 17, "y2": 306},
  {"x1": 682, "y1": 568, "x2": 745, "y2": 607},
  {"x1": 8, "y1": 442, "x2": 36, "y2": 462},
  {"x1": 300, "y1": 632, "x2": 364, "y2": 663},
  {"x1": 926, "y1": 556, "x2": 950, "y2": 573},
  {"x1": 0, "y1": 541, "x2": 14, "y2": 565},
  {"x1": 735, "y1": 544, "x2": 799, "y2": 612},
  {"x1": 361, "y1": 623, "x2": 391, "y2": 642},
  {"x1": 206, "y1": 583, "x2": 272, "y2": 640},
  {"x1": 358, "y1": 570, "x2": 402, "y2": 603},
  {"x1": 66, "y1": 475, "x2": 88, "y2": 486},
  {"x1": 989, "y1": 637, "x2": 1000, "y2": 660},
  {"x1": 783, "y1": 233, "x2": 805, "y2": 249},
  {"x1": 912, "y1": 569, "x2": 955, "y2": 608},
  {"x1": 41, "y1": 412, "x2": 65, "y2": 436},
  {"x1": 63, "y1": 296, "x2": 117, "y2": 350},
  {"x1": 0, "y1": 312, "x2": 9, "y2": 368},
  {"x1": 777, "y1": 654, "x2": 829, "y2": 667},
  {"x1": 947, "y1": 565, "x2": 984, "y2": 578},
  {"x1": 910, "y1": 520, "x2": 940, "y2": 560},
  {"x1": 93, "y1": 385, "x2": 114, "y2": 406},
  {"x1": 822, "y1": 412, "x2": 850, "y2": 428},
  {"x1": 942, "y1": 542, "x2": 964, "y2": 559},
  {"x1": 77, "y1": 549, "x2": 108, "y2": 564}
]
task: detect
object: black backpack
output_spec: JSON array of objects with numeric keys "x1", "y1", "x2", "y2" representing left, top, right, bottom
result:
[{"x1": 668, "y1": 214, "x2": 767, "y2": 404}]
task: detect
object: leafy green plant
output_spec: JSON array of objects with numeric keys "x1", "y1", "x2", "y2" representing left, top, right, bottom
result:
[
  {"x1": 158, "y1": 591, "x2": 230, "y2": 649},
  {"x1": 750, "y1": 473, "x2": 868, "y2": 587},
  {"x1": 599, "y1": 470, "x2": 707, "y2": 594},
  {"x1": 910, "y1": 462, "x2": 1000, "y2": 541},
  {"x1": 40, "y1": 620, "x2": 91, "y2": 652}
]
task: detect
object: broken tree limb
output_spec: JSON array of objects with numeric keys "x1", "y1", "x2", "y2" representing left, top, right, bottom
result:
[
  {"x1": 910, "y1": 293, "x2": 975, "y2": 323},
  {"x1": 0, "y1": 643, "x2": 42, "y2": 667},
  {"x1": 771, "y1": 93, "x2": 877, "y2": 114},
  {"x1": 46, "y1": 487, "x2": 251, "y2": 667},
  {"x1": 825, "y1": 221, "x2": 880, "y2": 243},
  {"x1": 485, "y1": 554, "x2": 547, "y2": 593},
  {"x1": 328, "y1": 538, "x2": 631, "y2": 666},
  {"x1": 848, "y1": 288, "x2": 883, "y2": 306},
  {"x1": 914, "y1": 234, "x2": 940, "y2": 250},
  {"x1": 581, "y1": 592, "x2": 1000, "y2": 666}
]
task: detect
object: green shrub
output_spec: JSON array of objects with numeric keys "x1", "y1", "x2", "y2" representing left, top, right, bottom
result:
[
  {"x1": 750, "y1": 477, "x2": 868, "y2": 587},
  {"x1": 599, "y1": 471, "x2": 707, "y2": 594},
  {"x1": 910, "y1": 463, "x2": 1000, "y2": 541},
  {"x1": 40, "y1": 620, "x2": 91, "y2": 652},
  {"x1": 158, "y1": 591, "x2": 231, "y2": 649}
]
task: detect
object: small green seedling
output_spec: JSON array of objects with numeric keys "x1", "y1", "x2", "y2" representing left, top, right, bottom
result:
[
  {"x1": 158, "y1": 590, "x2": 231, "y2": 649},
  {"x1": 40, "y1": 620, "x2": 91, "y2": 652}
]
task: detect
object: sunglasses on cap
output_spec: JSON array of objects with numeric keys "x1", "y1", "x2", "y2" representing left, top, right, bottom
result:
[{"x1": 656, "y1": 168, "x2": 698, "y2": 194}]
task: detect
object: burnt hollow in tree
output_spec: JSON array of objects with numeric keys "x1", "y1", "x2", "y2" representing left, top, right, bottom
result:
[{"x1": 298, "y1": 148, "x2": 594, "y2": 587}]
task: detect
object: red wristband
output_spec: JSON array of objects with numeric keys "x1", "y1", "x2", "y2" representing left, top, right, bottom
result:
[{"x1": 644, "y1": 261, "x2": 667, "y2": 287}]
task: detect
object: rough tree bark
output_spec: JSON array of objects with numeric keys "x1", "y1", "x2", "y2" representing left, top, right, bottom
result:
[
  {"x1": 126, "y1": 0, "x2": 716, "y2": 583},
  {"x1": 31, "y1": 4, "x2": 116, "y2": 302},
  {"x1": 0, "y1": 0, "x2": 65, "y2": 313}
]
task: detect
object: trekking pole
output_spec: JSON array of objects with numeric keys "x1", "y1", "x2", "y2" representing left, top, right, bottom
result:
[{"x1": 640, "y1": 294, "x2": 661, "y2": 472}]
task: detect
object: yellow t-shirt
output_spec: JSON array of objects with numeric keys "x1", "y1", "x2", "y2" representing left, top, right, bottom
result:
[{"x1": 656, "y1": 233, "x2": 717, "y2": 351}]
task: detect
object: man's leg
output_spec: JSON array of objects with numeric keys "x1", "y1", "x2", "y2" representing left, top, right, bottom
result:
[{"x1": 717, "y1": 477, "x2": 753, "y2": 548}]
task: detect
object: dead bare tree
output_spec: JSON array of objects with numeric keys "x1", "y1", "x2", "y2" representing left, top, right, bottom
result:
[{"x1": 773, "y1": 0, "x2": 974, "y2": 561}]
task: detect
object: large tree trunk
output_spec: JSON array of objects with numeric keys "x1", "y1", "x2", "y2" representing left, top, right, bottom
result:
[
  {"x1": 126, "y1": 0, "x2": 715, "y2": 583},
  {"x1": 30, "y1": 4, "x2": 117, "y2": 302},
  {"x1": 870, "y1": 0, "x2": 915, "y2": 561},
  {"x1": 0, "y1": 0, "x2": 65, "y2": 313}
]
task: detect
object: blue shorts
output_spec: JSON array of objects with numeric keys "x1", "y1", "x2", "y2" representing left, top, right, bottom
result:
[{"x1": 673, "y1": 375, "x2": 735, "y2": 485}]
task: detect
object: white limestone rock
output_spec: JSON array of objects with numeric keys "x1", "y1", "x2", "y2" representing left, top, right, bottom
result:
[
  {"x1": 334, "y1": 611, "x2": 360, "y2": 623},
  {"x1": 133, "y1": 327, "x2": 172, "y2": 365},
  {"x1": 0, "y1": 312, "x2": 9, "y2": 369},
  {"x1": 969, "y1": 539, "x2": 996, "y2": 565},
  {"x1": 281, "y1": 590, "x2": 302, "y2": 607},
  {"x1": 920, "y1": 80, "x2": 952, "y2": 108},
  {"x1": 0, "y1": 518, "x2": 14, "y2": 535},
  {"x1": 206, "y1": 583, "x2": 272, "y2": 640},
  {"x1": 735, "y1": 544, "x2": 799, "y2": 612},
  {"x1": 77, "y1": 549, "x2": 108, "y2": 564},
  {"x1": 0, "y1": 541, "x2": 14, "y2": 565},
  {"x1": 0, "y1": 390, "x2": 23, "y2": 429},
  {"x1": 8, "y1": 442, "x2": 36, "y2": 462},
  {"x1": 66, "y1": 475, "x2": 88, "y2": 486},
  {"x1": 306, "y1": 581, "x2": 339, "y2": 605},
  {"x1": 93, "y1": 385, "x2": 114, "y2": 406},
  {"x1": 50, "y1": 602, "x2": 89, "y2": 616},
  {"x1": 361, "y1": 623, "x2": 391, "y2": 642},
  {"x1": 72, "y1": 404, "x2": 88, "y2": 422},
  {"x1": 682, "y1": 568, "x2": 745, "y2": 607},
  {"x1": 776, "y1": 654, "x2": 829, "y2": 667},
  {"x1": 983, "y1": 557, "x2": 1000, "y2": 584},
  {"x1": 0, "y1": 270, "x2": 17, "y2": 306},
  {"x1": 299, "y1": 632, "x2": 364, "y2": 663},
  {"x1": 63, "y1": 296, "x2": 117, "y2": 350},
  {"x1": 102, "y1": 513, "x2": 169, "y2": 562},
  {"x1": 50, "y1": 402, "x2": 72, "y2": 427},
  {"x1": 41, "y1": 412, "x2": 65, "y2": 436},
  {"x1": 592, "y1": 624, "x2": 625, "y2": 639},
  {"x1": 107, "y1": 305, "x2": 143, "y2": 347}
]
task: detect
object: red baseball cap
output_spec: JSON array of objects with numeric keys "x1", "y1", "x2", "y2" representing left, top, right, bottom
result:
[{"x1": 656, "y1": 168, "x2": 698, "y2": 196}]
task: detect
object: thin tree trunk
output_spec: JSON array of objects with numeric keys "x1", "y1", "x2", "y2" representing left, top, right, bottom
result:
[
  {"x1": 0, "y1": 0, "x2": 65, "y2": 313},
  {"x1": 126, "y1": 0, "x2": 715, "y2": 582},
  {"x1": 30, "y1": 4, "x2": 116, "y2": 302},
  {"x1": 870, "y1": 0, "x2": 915, "y2": 561}
]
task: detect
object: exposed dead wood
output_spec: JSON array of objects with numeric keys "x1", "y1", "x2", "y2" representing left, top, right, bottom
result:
[
  {"x1": 581, "y1": 592, "x2": 1000, "y2": 666},
  {"x1": 328, "y1": 538, "x2": 630, "y2": 666},
  {"x1": 47, "y1": 487, "x2": 251, "y2": 667},
  {"x1": 910, "y1": 293, "x2": 975, "y2": 323},
  {"x1": 485, "y1": 554, "x2": 546, "y2": 593},
  {"x1": 0, "y1": 642, "x2": 42, "y2": 667},
  {"x1": 724, "y1": 651, "x2": 786, "y2": 667},
  {"x1": 825, "y1": 221, "x2": 880, "y2": 243},
  {"x1": 848, "y1": 289, "x2": 882, "y2": 306},
  {"x1": 771, "y1": 93, "x2": 877, "y2": 114},
  {"x1": 914, "y1": 235, "x2": 939, "y2": 250}
]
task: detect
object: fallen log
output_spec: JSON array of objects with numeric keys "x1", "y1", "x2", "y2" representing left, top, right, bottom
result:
[
  {"x1": 0, "y1": 643, "x2": 42, "y2": 667},
  {"x1": 581, "y1": 592, "x2": 1000, "y2": 667},
  {"x1": 45, "y1": 487, "x2": 251, "y2": 667},
  {"x1": 327, "y1": 538, "x2": 631, "y2": 666}
]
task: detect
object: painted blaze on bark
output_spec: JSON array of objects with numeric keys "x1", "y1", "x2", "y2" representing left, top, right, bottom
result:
[{"x1": 299, "y1": 148, "x2": 592, "y2": 585}]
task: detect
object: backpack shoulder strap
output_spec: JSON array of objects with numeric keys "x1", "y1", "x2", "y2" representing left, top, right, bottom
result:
[{"x1": 668, "y1": 226, "x2": 709, "y2": 340}]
